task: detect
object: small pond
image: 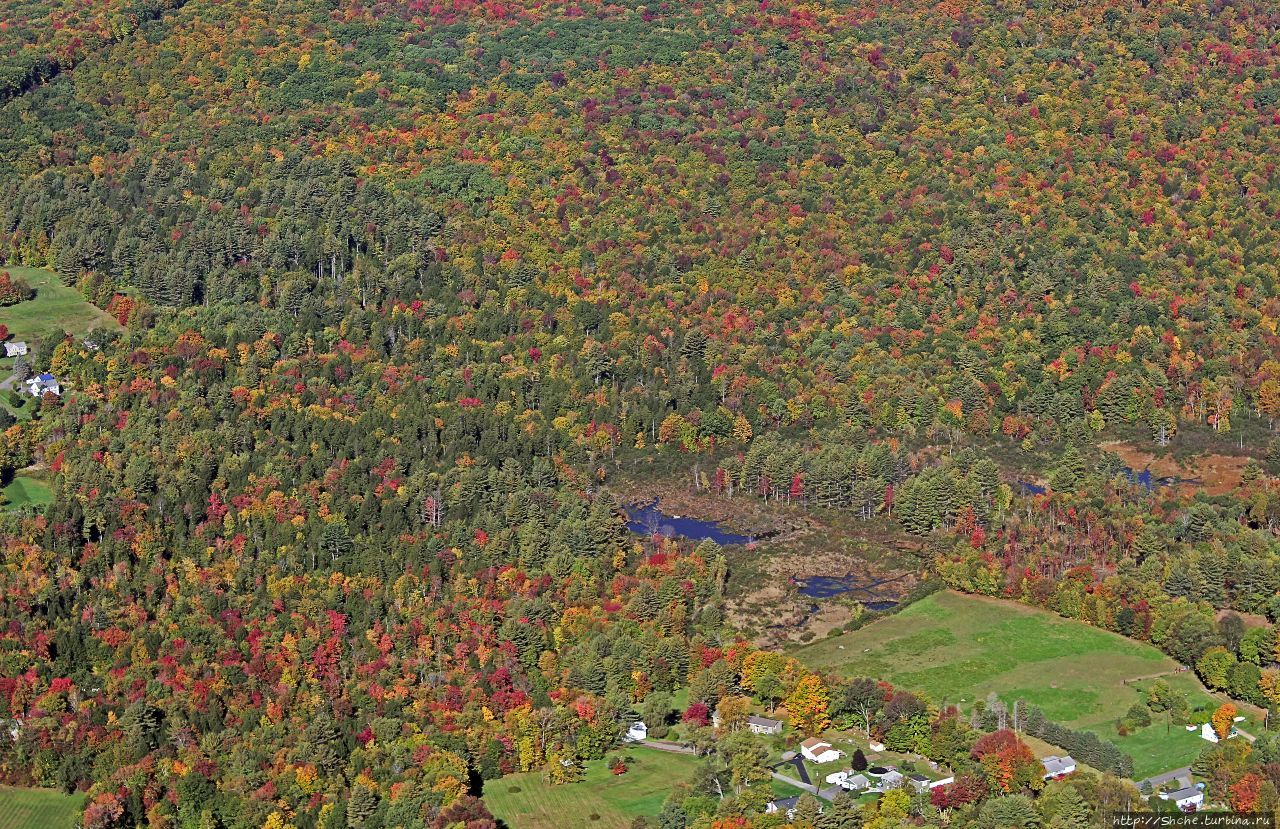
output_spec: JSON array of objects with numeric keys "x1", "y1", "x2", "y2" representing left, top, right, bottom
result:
[
  {"x1": 624, "y1": 500, "x2": 753, "y2": 545},
  {"x1": 795, "y1": 573, "x2": 906, "y2": 610}
]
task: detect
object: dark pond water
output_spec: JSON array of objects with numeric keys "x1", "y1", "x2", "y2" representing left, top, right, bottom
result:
[
  {"x1": 794, "y1": 573, "x2": 905, "y2": 610},
  {"x1": 624, "y1": 500, "x2": 753, "y2": 545},
  {"x1": 1019, "y1": 467, "x2": 1200, "y2": 495}
]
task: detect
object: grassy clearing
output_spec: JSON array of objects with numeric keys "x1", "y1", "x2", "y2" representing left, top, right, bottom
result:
[
  {"x1": 1118, "y1": 673, "x2": 1262, "y2": 779},
  {"x1": 2, "y1": 472, "x2": 53, "y2": 509},
  {"x1": 795, "y1": 591, "x2": 1173, "y2": 726},
  {"x1": 793, "y1": 591, "x2": 1257, "y2": 779},
  {"x1": 484, "y1": 748, "x2": 701, "y2": 829},
  {"x1": 0, "y1": 265, "x2": 118, "y2": 347},
  {"x1": 0, "y1": 786, "x2": 84, "y2": 829}
]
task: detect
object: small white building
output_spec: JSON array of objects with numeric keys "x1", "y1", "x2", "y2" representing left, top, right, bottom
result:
[
  {"x1": 625, "y1": 721, "x2": 648, "y2": 742},
  {"x1": 908, "y1": 773, "x2": 932, "y2": 792},
  {"x1": 1161, "y1": 786, "x2": 1204, "y2": 811},
  {"x1": 3, "y1": 341, "x2": 27, "y2": 357},
  {"x1": 868, "y1": 740, "x2": 886, "y2": 752},
  {"x1": 799, "y1": 737, "x2": 842, "y2": 764},
  {"x1": 879, "y1": 769, "x2": 905, "y2": 790},
  {"x1": 1198, "y1": 722, "x2": 1236, "y2": 743},
  {"x1": 1041, "y1": 755, "x2": 1077, "y2": 779}
]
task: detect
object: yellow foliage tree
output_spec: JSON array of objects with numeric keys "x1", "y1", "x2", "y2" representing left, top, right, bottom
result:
[
  {"x1": 1211, "y1": 703, "x2": 1237, "y2": 740},
  {"x1": 783, "y1": 674, "x2": 831, "y2": 736}
]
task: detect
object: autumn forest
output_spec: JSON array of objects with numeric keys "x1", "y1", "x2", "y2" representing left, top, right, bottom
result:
[{"x1": 3, "y1": 0, "x2": 1280, "y2": 826}]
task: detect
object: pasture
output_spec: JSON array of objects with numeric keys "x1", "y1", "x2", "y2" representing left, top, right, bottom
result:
[
  {"x1": 0, "y1": 266, "x2": 118, "y2": 346},
  {"x1": 0, "y1": 786, "x2": 84, "y2": 829},
  {"x1": 485, "y1": 748, "x2": 701, "y2": 829},
  {"x1": 794, "y1": 591, "x2": 1252, "y2": 778}
]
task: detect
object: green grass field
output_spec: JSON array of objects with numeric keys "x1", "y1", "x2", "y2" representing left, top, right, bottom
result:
[
  {"x1": 485, "y1": 748, "x2": 702, "y2": 829},
  {"x1": 0, "y1": 266, "x2": 118, "y2": 346},
  {"x1": 794, "y1": 591, "x2": 1253, "y2": 779},
  {"x1": 0, "y1": 786, "x2": 84, "y2": 829},
  {"x1": 2, "y1": 472, "x2": 53, "y2": 509}
]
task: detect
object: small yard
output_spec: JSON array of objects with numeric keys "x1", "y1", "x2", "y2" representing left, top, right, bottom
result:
[{"x1": 484, "y1": 748, "x2": 702, "y2": 829}]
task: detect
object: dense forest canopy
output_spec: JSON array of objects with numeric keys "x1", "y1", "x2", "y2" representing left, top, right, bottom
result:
[{"x1": 4, "y1": 0, "x2": 1280, "y2": 826}]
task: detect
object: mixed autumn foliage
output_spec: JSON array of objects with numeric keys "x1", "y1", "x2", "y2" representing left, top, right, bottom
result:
[{"x1": 4, "y1": 0, "x2": 1280, "y2": 826}]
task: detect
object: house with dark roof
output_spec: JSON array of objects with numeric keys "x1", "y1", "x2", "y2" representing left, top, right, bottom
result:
[
  {"x1": 1161, "y1": 786, "x2": 1204, "y2": 811},
  {"x1": 765, "y1": 796, "x2": 822, "y2": 819}
]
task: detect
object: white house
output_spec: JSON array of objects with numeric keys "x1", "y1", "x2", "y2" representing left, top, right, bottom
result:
[
  {"x1": 3, "y1": 341, "x2": 27, "y2": 357},
  {"x1": 25, "y1": 373, "x2": 60, "y2": 398},
  {"x1": 868, "y1": 740, "x2": 886, "y2": 752},
  {"x1": 879, "y1": 769, "x2": 905, "y2": 790},
  {"x1": 1041, "y1": 755, "x2": 1077, "y2": 779},
  {"x1": 625, "y1": 721, "x2": 648, "y2": 742},
  {"x1": 799, "y1": 737, "x2": 842, "y2": 764},
  {"x1": 1199, "y1": 722, "x2": 1237, "y2": 743},
  {"x1": 1161, "y1": 786, "x2": 1204, "y2": 811},
  {"x1": 824, "y1": 771, "x2": 870, "y2": 791}
]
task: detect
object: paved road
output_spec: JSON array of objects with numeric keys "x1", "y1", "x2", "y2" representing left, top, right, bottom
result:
[
  {"x1": 642, "y1": 741, "x2": 850, "y2": 803},
  {"x1": 769, "y1": 770, "x2": 846, "y2": 801},
  {"x1": 1137, "y1": 766, "x2": 1191, "y2": 791}
]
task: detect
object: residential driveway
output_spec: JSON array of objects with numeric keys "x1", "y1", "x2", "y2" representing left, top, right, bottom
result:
[
  {"x1": 769, "y1": 770, "x2": 844, "y2": 801},
  {"x1": 1137, "y1": 766, "x2": 1192, "y2": 791},
  {"x1": 775, "y1": 755, "x2": 810, "y2": 785}
]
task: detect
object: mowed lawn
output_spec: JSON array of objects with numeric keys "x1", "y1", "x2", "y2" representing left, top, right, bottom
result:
[
  {"x1": 0, "y1": 786, "x2": 84, "y2": 829},
  {"x1": 485, "y1": 748, "x2": 701, "y2": 829},
  {"x1": 0, "y1": 266, "x2": 119, "y2": 344},
  {"x1": 2, "y1": 472, "x2": 53, "y2": 509},
  {"x1": 794, "y1": 591, "x2": 1253, "y2": 779}
]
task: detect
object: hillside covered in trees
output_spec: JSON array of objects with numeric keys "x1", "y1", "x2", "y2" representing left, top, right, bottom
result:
[{"x1": 5, "y1": 0, "x2": 1280, "y2": 825}]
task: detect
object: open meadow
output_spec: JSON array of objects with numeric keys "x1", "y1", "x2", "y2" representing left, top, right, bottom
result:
[
  {"x1": 0, "y1": 786, "x2": 84, "y2": 829},
  {"x1": 0, "y1": 266, "x2": 118, "y2": 345},
  {"x1": 794, "y1": 591, "x2": 1256, "y2": 779},
  {"x1": 484, "y1": 748, "x2": 702, "y2": 829},
  {"x1": 1, "y1": 471, "x2": 53, "y2": 509}
]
